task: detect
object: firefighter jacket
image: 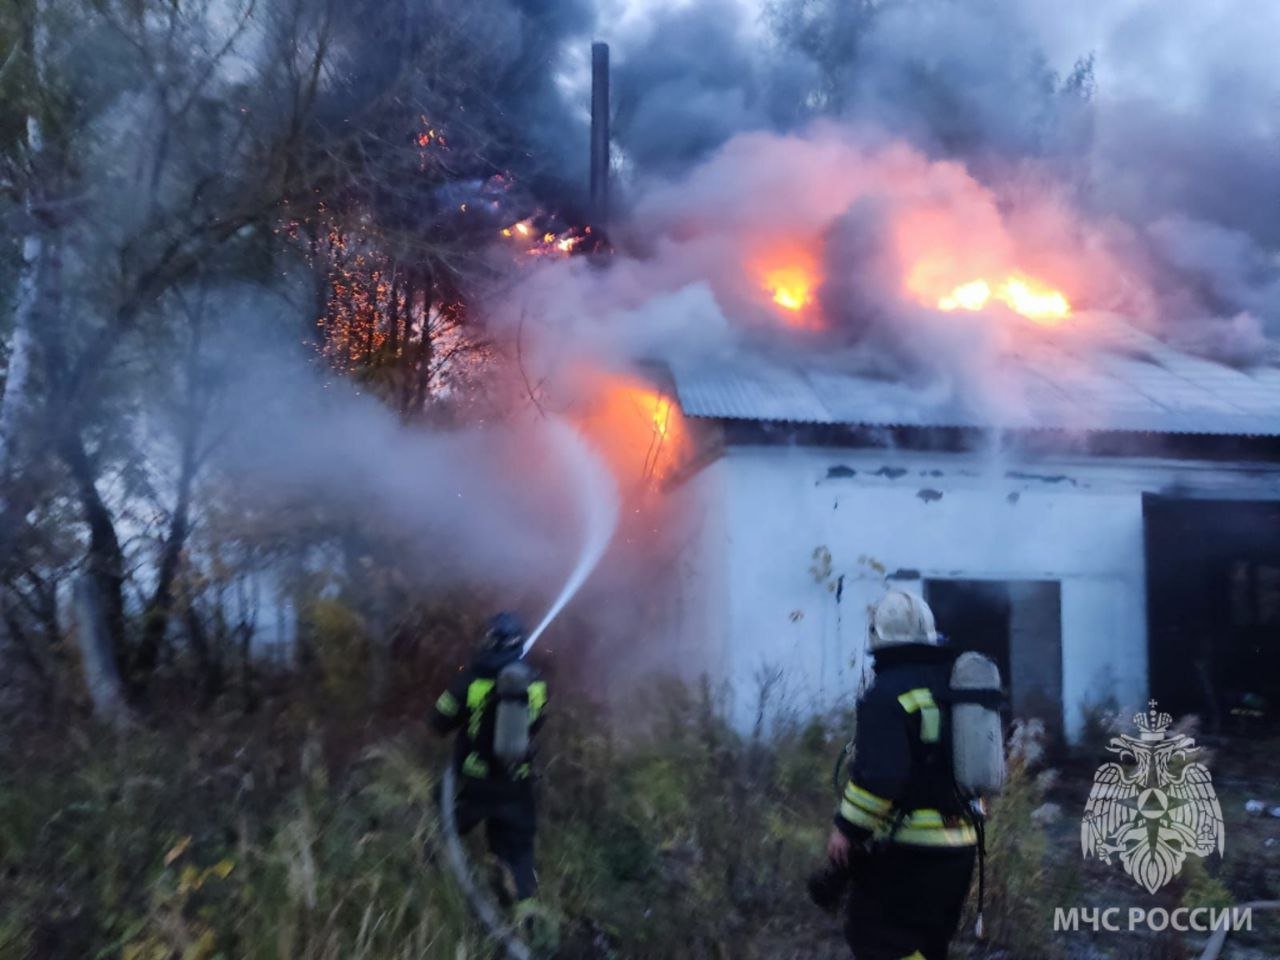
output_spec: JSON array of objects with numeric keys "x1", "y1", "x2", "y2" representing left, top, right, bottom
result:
[
  {"x1": 431, "y1": 647, "x2": 548, "y2": 783},
  {"x1": 835, "y1": 642, "x2": 977, "y2": 849}
]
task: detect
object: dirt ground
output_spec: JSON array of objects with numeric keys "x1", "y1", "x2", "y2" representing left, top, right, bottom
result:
[
  {"x1": 1008, "y1": 731, "x2": 1280, "y2": 960},
  {"x1": 784, "y1": 732, "x2": 1280, "y2": 960}
]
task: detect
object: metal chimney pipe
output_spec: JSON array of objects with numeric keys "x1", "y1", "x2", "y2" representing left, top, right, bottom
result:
[{"x1": 589, "y1": 41, "x2": 610, "y2": 228}]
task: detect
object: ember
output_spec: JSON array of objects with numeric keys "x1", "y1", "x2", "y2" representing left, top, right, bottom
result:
[{"x1": 500, "y1": 218, "x2": 591, "y2": 258}]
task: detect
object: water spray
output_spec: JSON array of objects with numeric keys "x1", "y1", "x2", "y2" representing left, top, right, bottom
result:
[
  {"x1": 436, "y1": 418, "x2": 615, "y2": 958},
  {"x1": 522, "y1": 418, "x2": 620, "y2": 655}
]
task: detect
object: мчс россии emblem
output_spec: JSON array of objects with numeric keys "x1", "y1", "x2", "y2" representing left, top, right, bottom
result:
[{"x1": 1081, "y1": 701, "x2": 1224, "y2": 894}]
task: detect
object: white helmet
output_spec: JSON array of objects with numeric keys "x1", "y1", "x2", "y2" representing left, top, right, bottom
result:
[{"x1": 869, "y1": 590, "x2": 939, "y2": 649}]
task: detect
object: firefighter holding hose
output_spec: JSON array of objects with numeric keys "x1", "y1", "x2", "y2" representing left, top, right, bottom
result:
[
  {"x1": 809, "y1": 590, "x2": 1001, "y2": 960},
  {"x1": 432, "y1": 612, "x2": 549, "y2": 937}
]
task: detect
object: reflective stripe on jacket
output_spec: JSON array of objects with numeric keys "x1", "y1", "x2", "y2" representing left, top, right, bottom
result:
[
  {"x1": 431, "y1": 649, "x2": 547, "y2": 782},
  {"x1": 834, "y1": 642, "x2": 974, "y2": 849},
  {"x1": 839, "y1": 777, "x2": 977, "y2": 846}
]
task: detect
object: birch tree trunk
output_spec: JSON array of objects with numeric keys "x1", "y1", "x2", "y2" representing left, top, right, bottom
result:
[
  {"x1": 0, "y1": 297, "x2": 37, "y2": 468},
  {"x1": 0, "y1": 17, "x2": 46, "y2": 488},
  {"x1": 73, "y1": 576, "x2": 132, "y2": 728}
]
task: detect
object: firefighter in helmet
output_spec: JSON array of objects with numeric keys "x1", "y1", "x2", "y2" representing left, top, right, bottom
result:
[
  {"x1": 432, "y1": 612, "x2": 548, "y2": 926},
  {"x1": 809, "y1": 590, "x2": 978, "y2": 960}
]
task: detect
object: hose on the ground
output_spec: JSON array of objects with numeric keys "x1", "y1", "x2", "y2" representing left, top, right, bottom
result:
[{"x1": 438, "y1": 764, "x2": 532, "y2": 960}]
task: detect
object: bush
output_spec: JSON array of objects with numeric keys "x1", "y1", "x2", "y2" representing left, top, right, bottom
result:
[
  {"x1": 0, "y1": 684, "x2": 1082, "y2": 959},
  {"x1": 535, "y1": 678, "x2": 836, "y2": 957},
  {"x1": 302, "y1": 597, "x2": 372, "y2": 713},
  {"x1": 966, "y1": 718, "x2": 1074, "y2": 960},
  {"x1": 0, "y1": 720, "x2": 480, "y2": 960}
]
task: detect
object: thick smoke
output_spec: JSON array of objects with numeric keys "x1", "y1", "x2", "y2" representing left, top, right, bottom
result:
[
  {"x1": 591, "y1": 0, "x2": 1280, "y2": 358},
  {"x1": 97, "y1": 0, "x2": 1275, "y2": 638},
  {"x1": 206, "y1": 0, "x2": 1279, "y2": 614},
  {"x1": 605, "y1": 0, "x2": 1093, "y2": 180},
  {"x1": 1057, "y1": 0, "x2": 1280, "y2": 353},
  {"x1": 180, "y1": 0, "x2": 1275, "y2": 688},
  {"x1": 606, "y1": 0, "x2": 816, "y2": 178},
  {"x1": 496, "y1": 126, "x2": 1159, "y2": 422},
  {"x1": 404, "y1": 0, "x2": 1278, "y2": 363},
  {"x1": 202, "y1": 311, "x2": 607, "y2": 604}
]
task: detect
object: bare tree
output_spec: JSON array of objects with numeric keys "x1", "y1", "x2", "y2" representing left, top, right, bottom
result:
[
  {"x1": 0, "y1": 0, "x2": 584, "y2": 716},
  {"x1": 0, "y1": 0, "x2": 348, "y2": 710}
]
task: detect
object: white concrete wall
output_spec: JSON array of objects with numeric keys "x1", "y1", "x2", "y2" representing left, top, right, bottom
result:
[
  {"x1": 702, "y1": 444, "x2": 1280, "y2": 741},
  {"x1": 606, "y1": 457, "x2": 732, "y2": 694}
]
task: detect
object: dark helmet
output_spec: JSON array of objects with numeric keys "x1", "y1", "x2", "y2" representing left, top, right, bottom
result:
[{"x1": 484, "y1": 611, "x2": 526, "y2": 652}]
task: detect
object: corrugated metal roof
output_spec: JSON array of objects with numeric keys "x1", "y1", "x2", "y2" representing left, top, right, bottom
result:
[{"x1": 669, "y1": 325, "x2": 1280, "y2": 437}]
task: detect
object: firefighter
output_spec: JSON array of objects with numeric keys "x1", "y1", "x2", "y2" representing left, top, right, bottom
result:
[
  {"x1": 432, "y1": 611, "x2": 548, "y2": 923},
  {"x1": 809, "y1": 590, "x2": 978, "y2": 960}
]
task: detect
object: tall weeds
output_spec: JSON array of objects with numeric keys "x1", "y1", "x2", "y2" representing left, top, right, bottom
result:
[{"x1": 1, "y1": 687, "x2": 1071, "y2": 959}]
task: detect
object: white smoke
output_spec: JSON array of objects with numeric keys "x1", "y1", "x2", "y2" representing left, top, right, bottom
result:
[{"x1": 209, "y1": 332, "x2": 598, "y2": 600}]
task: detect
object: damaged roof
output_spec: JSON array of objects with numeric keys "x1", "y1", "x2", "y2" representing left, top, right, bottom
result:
[{"x1": 669, "y1": 324, "x2": 1280, "y2": 437}]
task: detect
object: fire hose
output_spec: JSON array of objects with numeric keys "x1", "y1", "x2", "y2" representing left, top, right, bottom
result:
[
  {"x1": 433, "y1": 419, "x2": 612, "y2": 958},
  {"x1": 437, "y1": 764, "x2": 532, "y2": 960}
]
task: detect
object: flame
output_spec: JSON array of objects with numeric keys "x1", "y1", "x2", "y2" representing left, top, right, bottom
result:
[
  {"x1": 767, "y1": 267, "x2": 814, "y2": 312},
  {"x1": 499, "y1": 218, "x2": 589, "y2": 258},
  {"x1": 754, "y1": 244, "x2": 822, "y2": 328},
  {"x1": 995, "y1": 276, "x2": 1071, "y2": 323},
  {"x1": 936, "y1": 273, "x2": 1071, "y2": 325},
  {"x1": 938, "y1": 279, "x2": 992, "y2": 312},
  {"x1": 648, "y1": 392, "x2": 674, "y2": 441},
  {"x1": 575, "y1": 374, "x2": 688, "y2": 490}
]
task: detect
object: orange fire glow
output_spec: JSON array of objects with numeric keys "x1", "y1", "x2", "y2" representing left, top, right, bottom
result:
[
  {"x1": 766, "y1": 266, "x2": 815, "y2": 312},
  {"x1": 575, "y1": 374, "x2": 689, "y2": 491},
  {"x1": 754, "y1": 245, "x2": 822, "y2": 328},
  {"x1": 936, "y1": 273, "x2": 1072, "y2": 325}
]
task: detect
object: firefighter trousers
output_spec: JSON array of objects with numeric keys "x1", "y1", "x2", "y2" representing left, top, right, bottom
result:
[
  {"x1": 455, "y1": 778, "x2": 538, "y2": 901},
  {"x1": 844, "y1": 844, "x2": 975, "y2": 960}
]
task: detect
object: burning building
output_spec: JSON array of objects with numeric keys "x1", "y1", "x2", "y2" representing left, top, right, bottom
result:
[
  {"x1": 655, "y1": 320, "x2": 1280, "y2": 742},
  {"x1": 501, "y1": 69, "x2": 1280, "y2": 743}
]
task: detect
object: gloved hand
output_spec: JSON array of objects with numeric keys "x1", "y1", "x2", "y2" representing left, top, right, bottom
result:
[
  {"x1": 807, "y1": 827, "x2": 861, "y2": 914},
  {"x1": 806, "y1": 861, "x2": 849, "y2": 915}
]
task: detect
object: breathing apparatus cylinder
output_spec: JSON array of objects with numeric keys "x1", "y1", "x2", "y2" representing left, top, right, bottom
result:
[
  {"x1": 492, "y1": 659, "x2": 535, "y2": 770},
  {"x1": 949, "y1": 651, "x2": 1007, "y2": 797}
]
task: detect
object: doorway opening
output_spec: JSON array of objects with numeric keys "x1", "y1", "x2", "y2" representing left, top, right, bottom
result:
[
  {"x1": 924, "y1": 579, "x2": 1064, "y2": 736},
  {"x1": 1145, "y1": 495, "x2": 1280, "y2": 730}
]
